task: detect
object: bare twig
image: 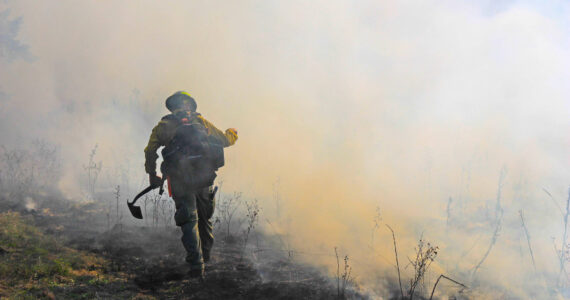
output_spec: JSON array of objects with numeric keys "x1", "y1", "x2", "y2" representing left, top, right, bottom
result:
[
  {"x1": 429, "y1": 274, "x2": 467, "y2": 300},
  {"x1": 240, "y1": 199, "x2": 260, "y2": 261},
  {"x1": 83, "y1": 144, "x2": 102, "y2": 199},
  {"x1": 333, "y1": 247, "x2": 353, "y2": 299},
  {"x1": 472, "y1": 210, "x2": 502, "y2": 278},
  {"x1": 335, "y1": 247, "x2": 340, "y2": 298},
  {"x1": 519, "y1": 210, "x2": 536, "y2": 272},
  {"x1": 494, "y1": 167, "x2": 507, "y2": 219},
  {"x1": 114, "y1": 185, "x2": 120, "y2": 225},
  {"x1": 408, "y1": 238, "x2": 438, "y2": 299},
  {"x1": 543, "y1": 188, "x2": 564, "y2": 218},
  {"x1": 553, "y1": 239, "x2": 570, "y2": 283},
  {"x1": 341, "y1": 255, "x2": 353, "y2": 298},
  {"x1": 471, "y1": 169, "x2": 506, "y2": 278},
  {"x1": 370, "y1": 206, "x2": 382, "y2": 250},
  {"x1": 558, "y1": 187, "x2": 570, "y2": 286},
  {"x1": 446, "y1": 197, "x2": 452, "y2": 229},
  {"x1": 386, "y1": 224, "x2": 404, "y2": 299},
  {"x1": 218, "y1": 192, "x2": 242, "y2": 240}
]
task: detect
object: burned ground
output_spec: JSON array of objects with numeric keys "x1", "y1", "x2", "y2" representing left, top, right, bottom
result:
[{"x1": 0, "y1": 192, "x2": 357, "y2": 299}]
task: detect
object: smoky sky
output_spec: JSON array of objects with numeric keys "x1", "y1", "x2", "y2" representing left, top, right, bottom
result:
[{"x1": 1, "y1": 0, "x2": 569, "y2": 297}]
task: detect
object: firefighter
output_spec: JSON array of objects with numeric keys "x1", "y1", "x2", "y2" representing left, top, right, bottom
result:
[{"x1": 144, "y1": 91, "x2": 238, "y2": 278}]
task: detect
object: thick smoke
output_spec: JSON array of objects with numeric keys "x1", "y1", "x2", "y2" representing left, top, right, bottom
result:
[{"x1": 1, "y1": 0, "x2": 569, "y2": 298}]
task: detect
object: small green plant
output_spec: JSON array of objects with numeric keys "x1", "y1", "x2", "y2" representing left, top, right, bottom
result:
[
  {"x1": 32, "y1": 257, "x2": 71, "y2": 278},
  {"x1": 87, "y1": 276, "x2": 111, "y2": 286}
]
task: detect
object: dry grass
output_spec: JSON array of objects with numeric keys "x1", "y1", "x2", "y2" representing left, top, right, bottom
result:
[{"x1": 0, "y1": 212, "x2": 118, "y2": 298}]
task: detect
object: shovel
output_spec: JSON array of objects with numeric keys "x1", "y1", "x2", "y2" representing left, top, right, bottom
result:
[{"x1": 128, "y1": 179, "x2": 165, "y2": 219}]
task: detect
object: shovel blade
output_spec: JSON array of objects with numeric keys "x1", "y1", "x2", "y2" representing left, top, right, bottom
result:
[
  {"x1": 128, "y1": 185, "x2": 154, "y2": 220},
  {"x1": 128, "y1": 202, "x2": 143, "y2": 219}
]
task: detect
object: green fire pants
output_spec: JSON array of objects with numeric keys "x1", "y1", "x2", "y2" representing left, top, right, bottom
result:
[{"x1": 169, "y1": 176, "x2": 215, "y2": 271}]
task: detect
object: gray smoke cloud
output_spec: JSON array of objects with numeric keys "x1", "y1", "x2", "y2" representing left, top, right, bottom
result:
[{"x1": 1, "y1": 0, "x2": 569, "y2": 298}]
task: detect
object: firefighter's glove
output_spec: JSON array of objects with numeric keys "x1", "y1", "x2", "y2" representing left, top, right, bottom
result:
[
  {"x1": 226, "y1": 128, "x2": 238, "y2": 140},
  {"x1": 149, "y1": 173, "x2": 163, "y2": 188}
]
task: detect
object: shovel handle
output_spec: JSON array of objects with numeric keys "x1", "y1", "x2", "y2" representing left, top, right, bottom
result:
[
  {"x1": 129, "y1": 185, "x2": 154, "y2": 206},
  {"x1": 129, "y1": 177, "x2": 167, "y2": 206}
]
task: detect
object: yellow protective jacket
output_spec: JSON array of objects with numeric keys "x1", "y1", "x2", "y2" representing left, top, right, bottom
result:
[{"x1": 144, "y1": 110, "x2": 238, "y2": 175}]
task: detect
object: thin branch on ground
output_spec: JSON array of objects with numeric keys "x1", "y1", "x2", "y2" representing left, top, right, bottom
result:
[{"x1": 429, "y1": 274, "x2": 467, "y2": 300}]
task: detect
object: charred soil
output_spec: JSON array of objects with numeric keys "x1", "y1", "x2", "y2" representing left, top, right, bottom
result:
[{"x1": 0, "y1": 196, "x2": 341, "y2": 299}]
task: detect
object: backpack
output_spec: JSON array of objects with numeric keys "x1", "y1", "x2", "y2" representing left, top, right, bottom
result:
[{"x1": 160, "y1": 112, "x2": 224, "y2": 190}]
